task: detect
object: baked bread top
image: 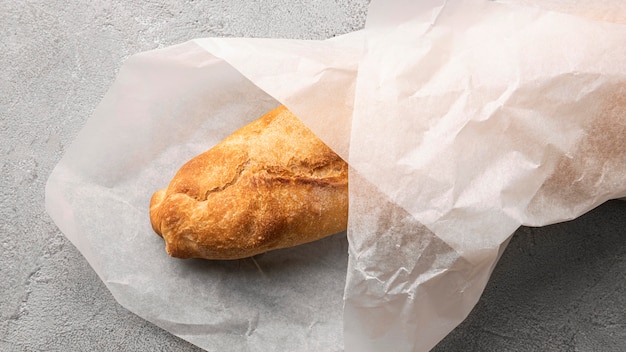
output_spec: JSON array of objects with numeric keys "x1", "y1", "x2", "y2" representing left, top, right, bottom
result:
[{"x1": 149, "y1": 105, "x2": 349, "y2": 259}]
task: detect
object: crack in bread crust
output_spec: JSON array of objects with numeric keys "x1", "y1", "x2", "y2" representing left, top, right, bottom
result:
[{"x1": 201, "y1": 159, "x2": 250, "y2": 201}]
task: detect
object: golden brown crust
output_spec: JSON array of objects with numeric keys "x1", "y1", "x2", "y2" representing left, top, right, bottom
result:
[{"x1": 149, "y1": 105, "x2": 349, "y2": 259}]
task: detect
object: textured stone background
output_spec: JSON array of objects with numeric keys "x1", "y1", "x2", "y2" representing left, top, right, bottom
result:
[{"x1": 1, "y1": 1, "x2": 624, "y2": 351}]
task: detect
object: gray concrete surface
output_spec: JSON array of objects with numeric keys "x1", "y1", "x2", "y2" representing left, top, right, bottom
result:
[{"x1": 1, "y1": 1, "x2": 624, "y2": 351}]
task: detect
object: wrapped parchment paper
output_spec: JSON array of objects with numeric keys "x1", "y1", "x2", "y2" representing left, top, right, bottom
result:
[
  {"x1": 344, "y1": 0, "x2": 626, "y2": 350},
  {"x1": 45, "y1": 0, "x2": 626, "y2": 351}
]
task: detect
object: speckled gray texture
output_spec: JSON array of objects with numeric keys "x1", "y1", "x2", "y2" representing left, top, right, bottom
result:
[
  {"x1": 1, "y1": 1, "x2": 624, "y2": 351},
  {"x1": 435, "y1": 201, "x2": 626, "y2": 352}
]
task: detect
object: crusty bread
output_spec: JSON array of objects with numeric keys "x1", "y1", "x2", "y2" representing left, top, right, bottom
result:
[{"x1": 149, "y1": 105, "x2": 349, "y2": 260}]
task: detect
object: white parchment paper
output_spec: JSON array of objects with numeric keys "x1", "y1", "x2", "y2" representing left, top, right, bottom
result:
[
  {"x1": 343, "y1": 1, "x2": 626, "y2": 350},
  {"x1": 46, "y1": 1, "x2": 626, "y2": 351}
]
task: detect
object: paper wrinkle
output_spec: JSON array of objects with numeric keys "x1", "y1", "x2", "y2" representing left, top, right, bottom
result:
[
  {"x1": 523, "y1": 81, "x2": 626, "y2": 225},
  {"x1": 44, "y1": 1, "x2": 626, "y2": 351},
  {"x1": 499, "y1": 0, "x2": 626, "y2": 24},
  {"x1": 344, "y1": 172, "x2": 503, "y2": 352},
  {"x1": 366, "y1": 0, "x2": 449, "y2": 30},
  {"x1": 349, "y1": 0, "x2": 626, "y2": 260}
]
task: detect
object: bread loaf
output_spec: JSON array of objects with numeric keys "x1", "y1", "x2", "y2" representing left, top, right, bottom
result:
[{"x1": 149, "y1": 105, "x2": 349, "y2": 260}]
